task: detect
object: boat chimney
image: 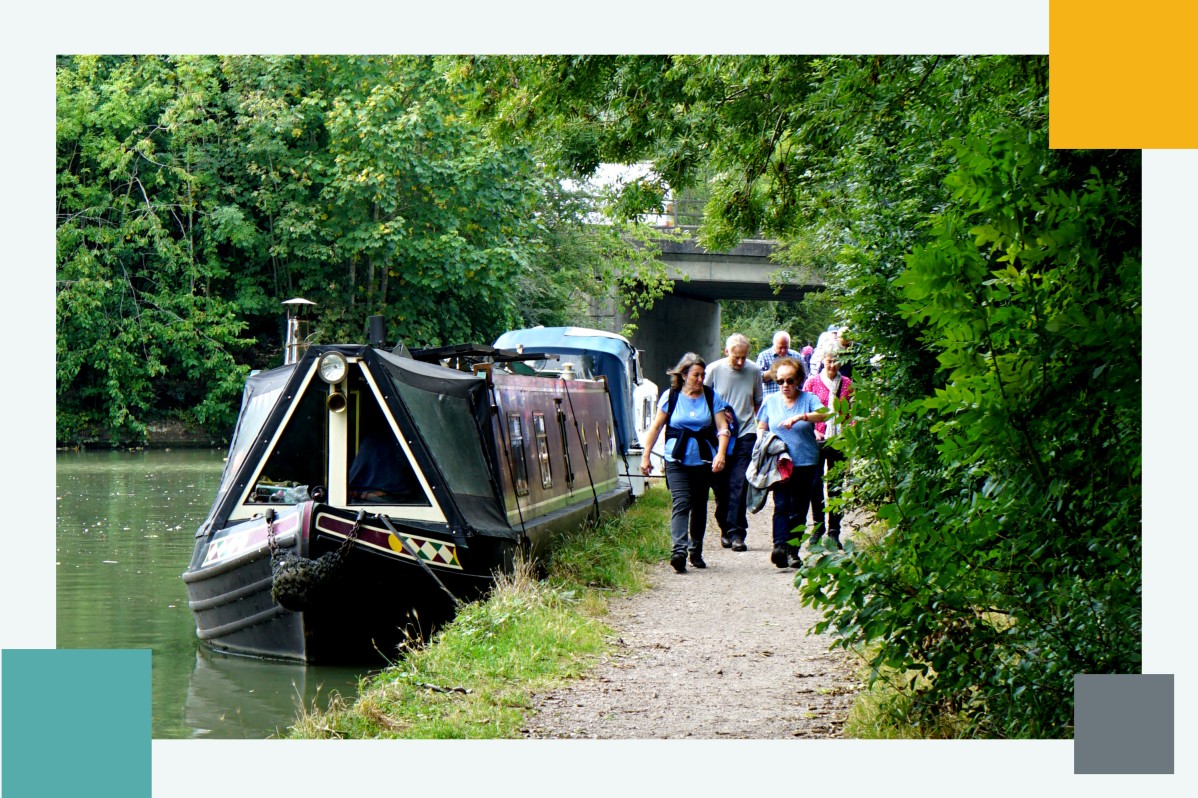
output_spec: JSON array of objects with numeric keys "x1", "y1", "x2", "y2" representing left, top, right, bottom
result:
[
  {"x1": 282, "y1": 298, "x2": 316, "y2": 365},
  {"x1": 367, "y1": 315, "x2": 387, "y2": 348}
]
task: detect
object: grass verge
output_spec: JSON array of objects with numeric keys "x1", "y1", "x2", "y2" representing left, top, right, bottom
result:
[
  {"x1": 840, "y1": 658, "x2": 970, "y2": 739},
  {"x1": 289, "y1": 485, "x2": 672, "y2": 739}
]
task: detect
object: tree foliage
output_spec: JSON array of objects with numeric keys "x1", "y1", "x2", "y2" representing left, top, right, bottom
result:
[
  {"x1": 470, "y1": 54, "x2": 1140, "y2": 738},
  {"x1": 56, "y1": 54, "x2": 1142, "y2": 738},
  {"x1": 56, "y1": 55, "x2": 665, "y2": 441}
]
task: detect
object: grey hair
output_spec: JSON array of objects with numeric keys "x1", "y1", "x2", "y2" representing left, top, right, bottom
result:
[
  {"x1": 772, "y1": 330, "x2": 791, "y2": 345},
  {"x1": 667, "y1": 352, "x2": 706, "y2": 390},
  {"x1": 725, "y1": 333, "x2": 750, "y2": 352}
]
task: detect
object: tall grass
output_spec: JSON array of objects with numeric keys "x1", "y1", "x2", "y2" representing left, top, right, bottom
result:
[
  {"x1": 290, "y1": 486, "x2": 672, "y2": 739},
  {"x1": 840, "y1": 658, "x2": 971, "y2": 739}
]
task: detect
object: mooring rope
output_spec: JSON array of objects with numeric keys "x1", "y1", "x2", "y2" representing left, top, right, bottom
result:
[{"x1": 376, "y1": 514, "x2": 463, "y2": 610}]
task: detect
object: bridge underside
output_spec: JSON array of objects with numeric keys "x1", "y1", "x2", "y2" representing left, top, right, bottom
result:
[
  {"x1": 595, "y1": 235, "x2": 825, "y2": 383},
  {"x1": 671, "y1": 279, "x2": 817, "y2": 302},
  {"x1": 658, "y1": 237, "x2": 822, "y2": 302}
]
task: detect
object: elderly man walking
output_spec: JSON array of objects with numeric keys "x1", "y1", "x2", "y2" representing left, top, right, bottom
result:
[
  {"x1": 705, "y1": 333, "x2": 763, "y2": 551},
  {"x1": 755, "y1": 331, "x2": 801, "y2": 397}
]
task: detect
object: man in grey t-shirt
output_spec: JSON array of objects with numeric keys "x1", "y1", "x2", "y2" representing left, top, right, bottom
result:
[{"x1": 705, "y1": 333, "x2": 763, "y2": 551}]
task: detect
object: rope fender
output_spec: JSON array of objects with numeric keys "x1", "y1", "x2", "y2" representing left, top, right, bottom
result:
[{"x1": 268, "y1": 508, "x2": 362, "y2": 611}]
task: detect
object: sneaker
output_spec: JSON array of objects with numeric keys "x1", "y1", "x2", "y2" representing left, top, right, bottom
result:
[
  {"x1": 787, "y1": 552, "x2": 803, "y2": 569},
  {"x1": 770, "y1": 546, "x2": 789, "y2": 568},
  {"x1": 670, "y1": 554, "x2": 687, "y2": 573},
  {"x1": 689, "y1": 551, "x2": 707, "y2": 569},
  {"x1": 731, "y1": 536, "x2": 747, "y2": 552},
  {"x1": 719, "y1": 534, "x2": 733, "y2": 549},
  {"x1": 828, "y1": 534, "x2": 843, "y2": 550}
]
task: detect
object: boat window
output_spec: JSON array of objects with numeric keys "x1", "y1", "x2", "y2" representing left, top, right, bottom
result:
[
  {"x1": 525, "y1": 353, "x2": 594, "y2": 378},
  {"x1": 247, "y1": 376, "x2": 327, "y2": 504},
  {"x1": 533, "y1": 412, "x2": 552, "y2": 489},
  {"x1": 595, "y1": 422, "x2": 604, "y2": 458},
  {"x1": 346, "y1": 370, "x2": 427, "y2": 506},
  {"x1": 507, "y1": 413, "x2": 529, "y2": 496},
  {"x1": 580, "y1": 422, "x2": 589, "y2": 461},
  {"x1": 556, "y1": 403, "x2": 574, "y2": 489}
]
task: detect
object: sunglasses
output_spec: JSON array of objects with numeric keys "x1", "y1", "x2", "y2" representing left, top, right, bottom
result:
[{"x1": 778, "y1": 377, "x2": 800, "y2": 386}]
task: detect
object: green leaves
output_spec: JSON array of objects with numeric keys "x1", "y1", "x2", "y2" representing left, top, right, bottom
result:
[
  {"x1": 450, "y1": 53, "x2": 1137, "y2": 738},
  {"x1": 57, "y1": 55, "x2": 672, "y2": 442},
  {"x1": 805, "y1": 129, "x2": 1139, "y2": 737}
]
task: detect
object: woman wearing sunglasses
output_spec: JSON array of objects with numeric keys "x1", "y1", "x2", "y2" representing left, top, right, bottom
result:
[{"x1": 755, "y1": 357, "x2": 829, "y2": 569}]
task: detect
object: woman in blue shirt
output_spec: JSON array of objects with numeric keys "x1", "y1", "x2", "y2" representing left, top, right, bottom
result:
[
  {"x1": 640, "y1": 352, "x2": 731, "y2": 573},
  {"x1": 756, "y1": 357, "x2": 828, "y2": 569}
]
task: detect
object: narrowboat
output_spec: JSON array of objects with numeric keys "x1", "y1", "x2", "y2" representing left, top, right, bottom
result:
[
  {"x1": 184, "y1": 320, "x2": 631, "y2": 664},
  {"x1": 492, "y1": 326, "x2": 663, "y2": 493}
]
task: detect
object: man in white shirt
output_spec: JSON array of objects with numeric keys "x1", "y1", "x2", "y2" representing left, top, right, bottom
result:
[{"x1": 706, "y1": 333, "x2": 764, "y2": 551}]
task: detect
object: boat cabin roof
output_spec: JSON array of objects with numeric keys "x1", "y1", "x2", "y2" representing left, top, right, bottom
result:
[{"x1": 198, "y1": 345, "x2": 511, "y2": 542}]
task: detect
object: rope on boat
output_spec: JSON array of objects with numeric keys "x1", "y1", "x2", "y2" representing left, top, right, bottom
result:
[
  {"x1": 267, "y1": 508, "x2": 362, "y2": 612},
  {"x1": 376, "y1": 514, "x2": 463, "y2": 610},
  {"x1": 561, "y1": 379, "x2": 601, "y2": 525}
]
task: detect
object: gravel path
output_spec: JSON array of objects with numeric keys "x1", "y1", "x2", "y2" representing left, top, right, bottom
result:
[{"x1": 524, "y1": 500, "x2": 863, "y2": 739}]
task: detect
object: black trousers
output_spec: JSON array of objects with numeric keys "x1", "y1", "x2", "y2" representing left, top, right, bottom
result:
[
  {"x1": 713, "y1": 433, "x2": 756, "y2": 541},
  {"x1": 772, "y1": 464, "x2": 819, "y2": 549},
  {"x1": 810, "y1": 441, "x2": 846, "y2": 542}
]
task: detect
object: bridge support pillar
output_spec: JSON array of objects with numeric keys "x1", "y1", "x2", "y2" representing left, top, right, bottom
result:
[{"x1": 621, "y1": 294, "x2": 722, "y2": 388}]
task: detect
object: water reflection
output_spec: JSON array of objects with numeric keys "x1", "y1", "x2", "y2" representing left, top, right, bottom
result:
[
  {"x1": 184, "y1": 648, "x2": 364, "y2": 738},
  {"x1": 56, "y1": 450, "x2": 365, "y2": 738}
]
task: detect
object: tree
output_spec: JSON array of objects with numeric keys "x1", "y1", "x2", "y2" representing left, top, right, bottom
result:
[
  {"x1": 464, "y1": 54, "x2": 1140, "y2": 737},
  {"x1": 56, "y1": 55, "x2": 672, "y2": 442},
  {"x1": 56, "y1": 56, "x2": 254, "y2": 439}
]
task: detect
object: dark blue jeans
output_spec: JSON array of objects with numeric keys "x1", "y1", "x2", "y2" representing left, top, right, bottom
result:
[
  {"x1": 665, "y1": 461, "x2": 713, "y2": 557},
  {"x1": 713, "y1": 433, "x2": 756, "y2": 541},
  {"x1": 810, "y1": 442, "x2": 846, "y2": 542},
  {"x1": 771, "y1": 464, "x2": 819, "y2": 548}
]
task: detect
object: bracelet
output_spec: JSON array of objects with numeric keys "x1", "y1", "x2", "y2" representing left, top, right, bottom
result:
[{"x1": 716, "y1": 429, "x2": 731, "y2": 437}]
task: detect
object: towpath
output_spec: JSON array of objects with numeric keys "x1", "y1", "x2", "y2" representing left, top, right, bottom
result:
[{"x1": 524, "y1": 501, "x2": 862, "y2": 739}]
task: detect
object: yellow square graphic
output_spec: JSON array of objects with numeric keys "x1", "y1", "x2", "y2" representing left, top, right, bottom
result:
[{"x1": 1051, "y1": 0, "x2": 1198, "y2": 149}]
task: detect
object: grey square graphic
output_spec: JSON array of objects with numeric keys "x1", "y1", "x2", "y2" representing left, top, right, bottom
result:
[{"x1": 1074, "y1": 674, "x2": 1174, "y2": 774}]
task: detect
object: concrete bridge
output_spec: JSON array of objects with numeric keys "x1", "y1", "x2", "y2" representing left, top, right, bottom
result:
[{"x1": 592, "y1": 234, "x2": 825, "y2": 388}]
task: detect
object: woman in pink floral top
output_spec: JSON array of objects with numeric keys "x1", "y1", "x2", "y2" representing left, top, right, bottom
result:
[{"x1": 801, "y1": 344, "x2": 853, "y2": 549}]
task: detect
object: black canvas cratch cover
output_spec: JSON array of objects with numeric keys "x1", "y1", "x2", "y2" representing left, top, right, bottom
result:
[
  {"x1": 197, "y1": 363, "x2": 296, "y2": 537},
  {"x1": 373, "y1": 350, "x2": 513, "y2": 539}
]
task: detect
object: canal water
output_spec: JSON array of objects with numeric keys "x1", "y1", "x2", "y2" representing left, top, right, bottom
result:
[{"x1": 55, "y1": 449, "x2": 369, "y2": 739}]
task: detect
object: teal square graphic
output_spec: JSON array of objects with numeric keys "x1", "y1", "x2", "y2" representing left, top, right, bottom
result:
[{"x1": 3, "y1": 649, "x2": 151, "y2": 798}]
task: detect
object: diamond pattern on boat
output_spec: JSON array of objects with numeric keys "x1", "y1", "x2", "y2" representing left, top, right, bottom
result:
[{"x1": 386, "y1": 530, "x2": 461, "y2": 569}]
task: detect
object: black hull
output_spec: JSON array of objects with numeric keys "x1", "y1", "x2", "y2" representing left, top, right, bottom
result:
[
  {"x1": 185, "y1": 486, "x2": 630, "y2": 663},
  {"x1": 185, "y1": 503, "x2": 512, "y2": 664}
]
